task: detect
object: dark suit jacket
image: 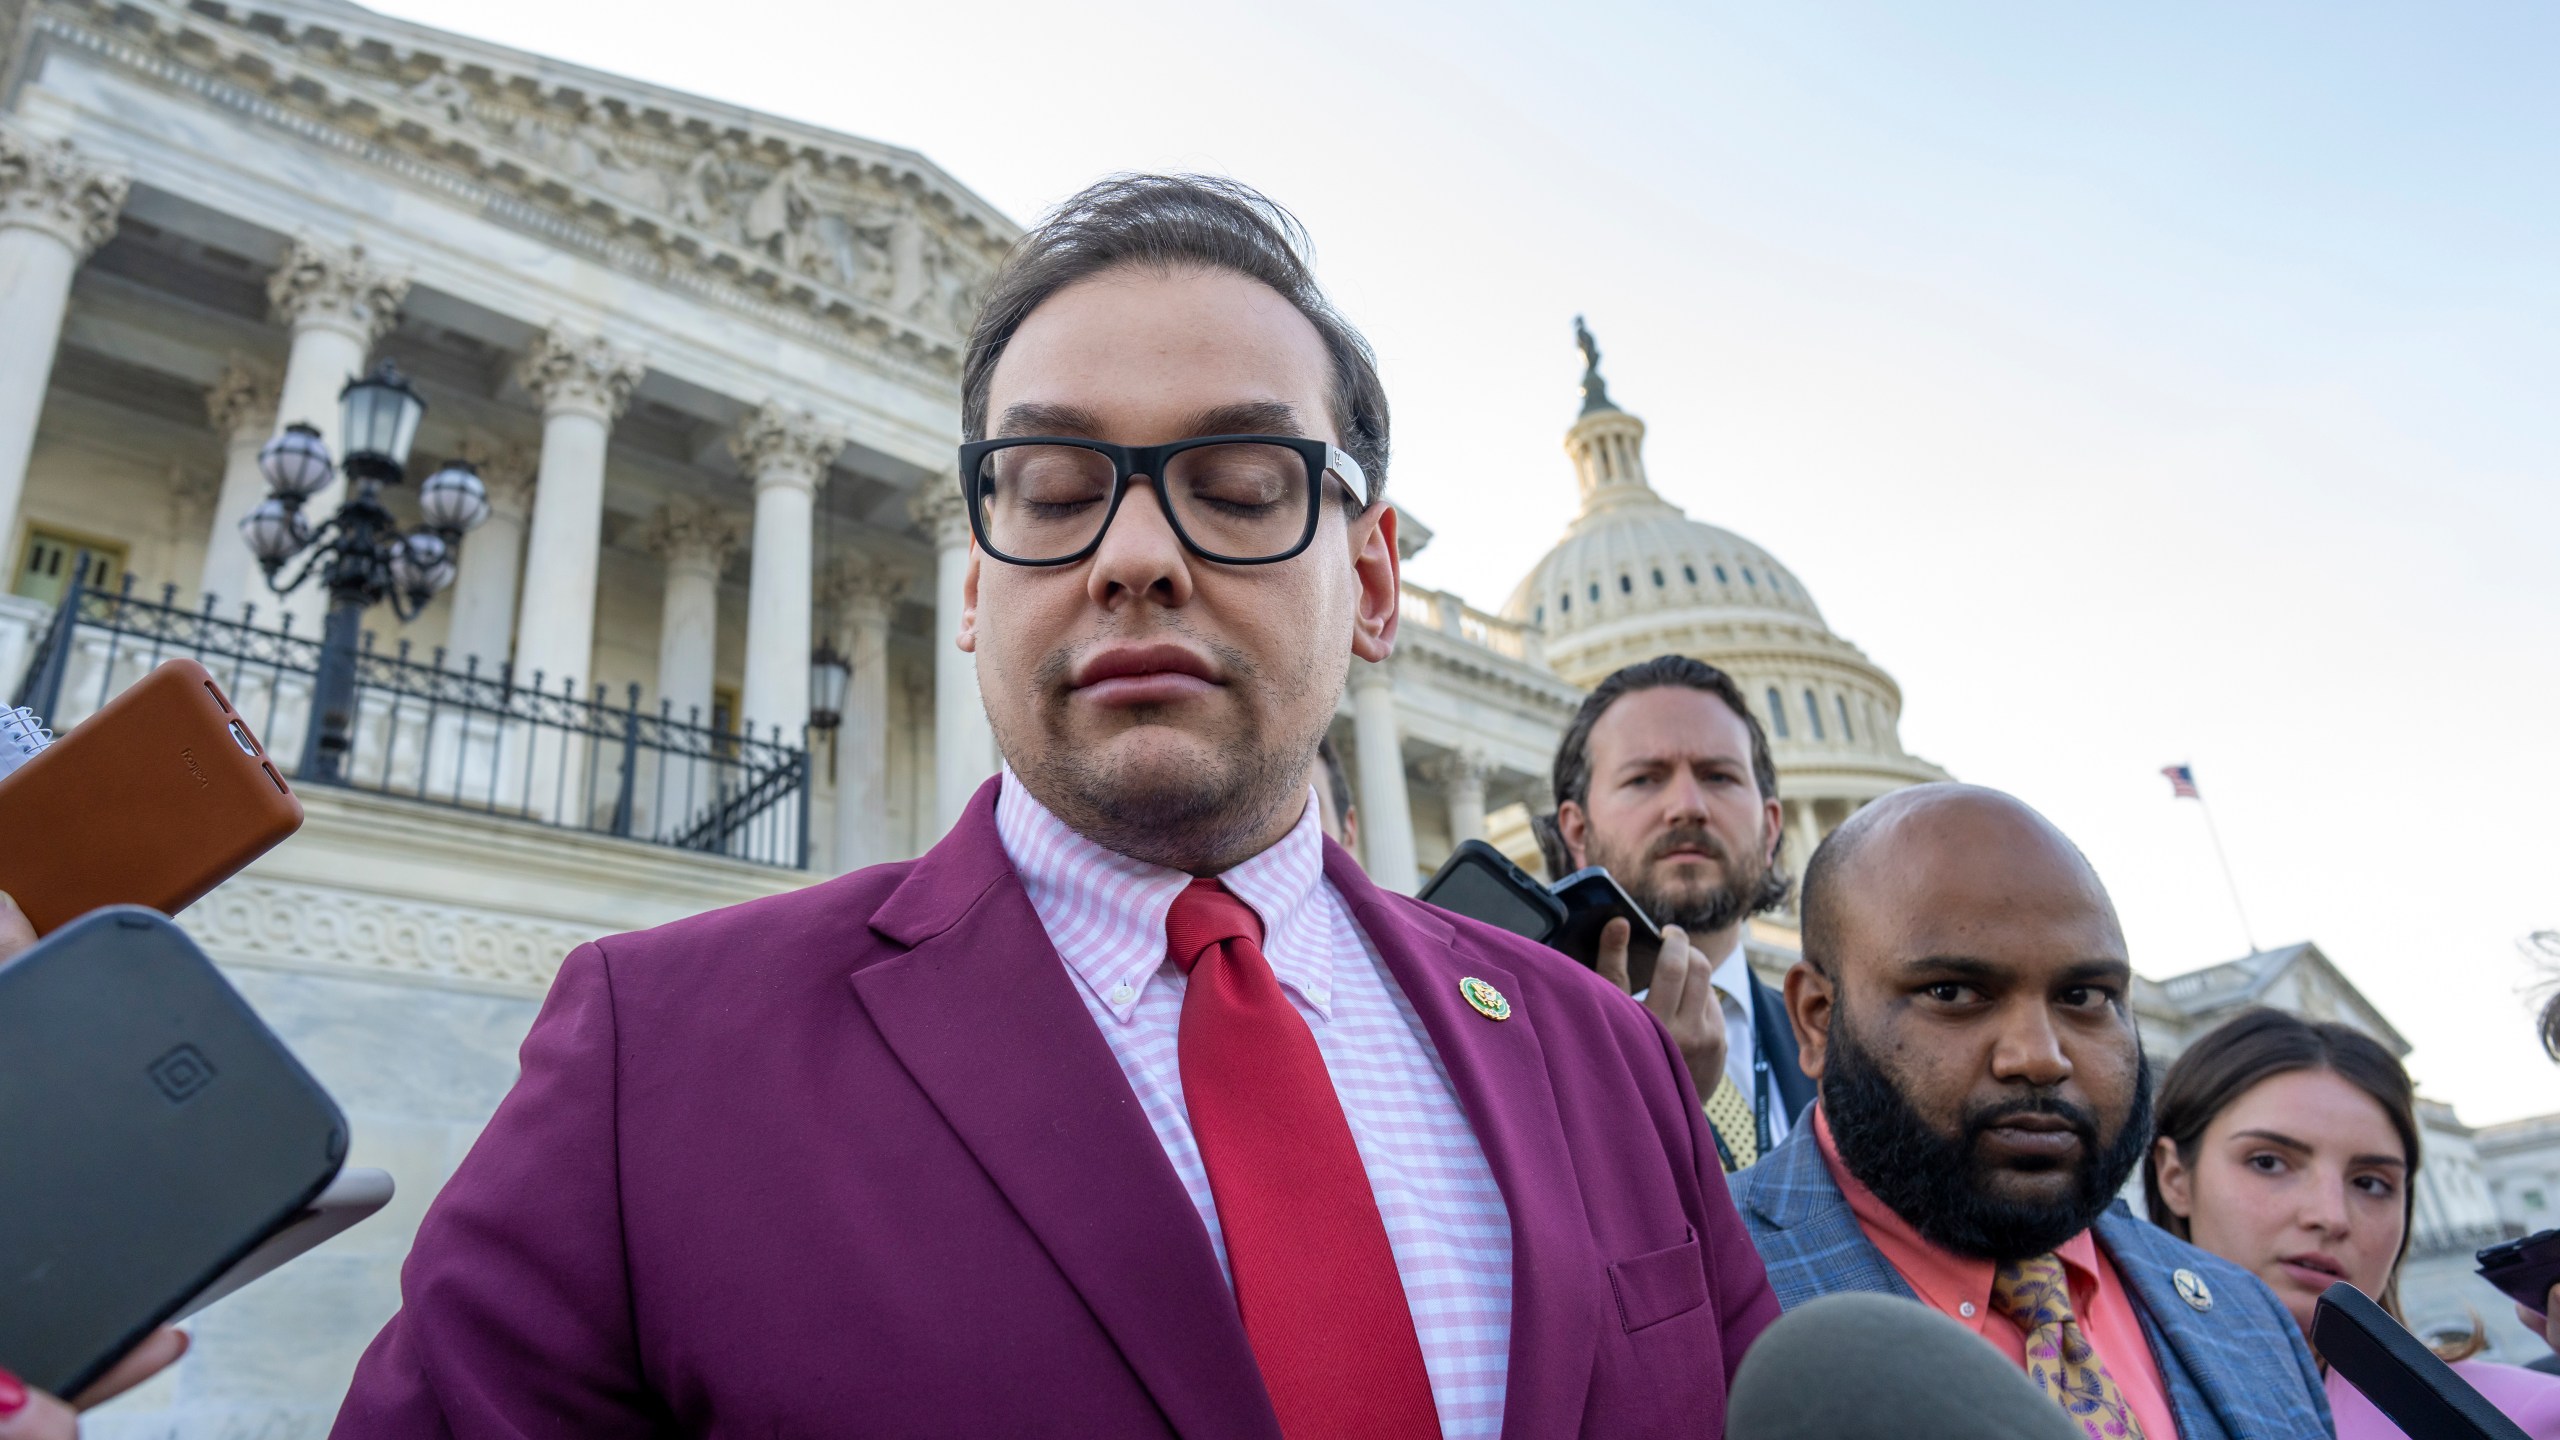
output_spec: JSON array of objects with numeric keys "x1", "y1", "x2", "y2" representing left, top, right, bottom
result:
[
  {"x1": 333, "y1": 779, "x2": 1781, "y2": 1438},
  {"x1": 1731, "y1": 1123, "x2": 2332, "y2": 1440},
  {"x1": 1746, "y1": 967, "x2": 1817, "y2": 1129}
]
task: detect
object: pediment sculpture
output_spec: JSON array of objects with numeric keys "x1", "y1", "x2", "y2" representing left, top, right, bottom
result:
[{"x1": 388, "y1": 67, "x2": 993, "y2": 337}]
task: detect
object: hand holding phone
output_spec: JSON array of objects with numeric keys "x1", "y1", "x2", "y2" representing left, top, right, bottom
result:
[
  {"x1": 1545, "y1": 866, "x2": 1664, "y2": 989},
  {"x1": 1596, "y1": 919, "x2": 1728, "y2": 1102},
  {"x1": 1415, "y1": 844, "x2": 1666, "y2": 983},
  {"x1": 0, "y1": 659, "x2": 301, "y2": 935},
  {"x1": 0, "y1": 1327, "x2": 191, "y2": 1438},
  {"x1": 0, "y1": 909, "x2": 350, "y2": 1397},
  {"x1": 2478, "y1": 1228, "x2": 2560, "y2": 1356},
  {"x1": 0, "y1": 888, "x2": 32, "y2": 964}
]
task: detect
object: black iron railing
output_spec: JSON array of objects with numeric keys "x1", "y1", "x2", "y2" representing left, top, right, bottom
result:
[{"x1": 13, "y1": 571, "x2": 811, "y2": 869}]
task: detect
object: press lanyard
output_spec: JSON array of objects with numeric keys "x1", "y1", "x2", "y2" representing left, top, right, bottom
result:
[
  {"x1": 1706, "y1": 1013, "x2": 1780, "y2": 1172},
  {"x1": 1750, "y1": 1039, "x2": 1775, "y2": 1155}
]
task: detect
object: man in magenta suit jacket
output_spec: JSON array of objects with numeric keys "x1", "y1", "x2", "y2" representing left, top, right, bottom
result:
[{"x1": 334, "y1": 174, "x2": 1777, "y2": 1438}]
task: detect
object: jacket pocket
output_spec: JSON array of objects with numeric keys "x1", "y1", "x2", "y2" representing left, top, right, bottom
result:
[{"x1": 1608, "y1": 1229, "x2": 1707, "y2": 1333}]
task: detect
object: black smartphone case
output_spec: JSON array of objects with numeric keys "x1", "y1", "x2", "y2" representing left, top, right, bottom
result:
[
  {"x1": 1548, "y1": 868, "x2": 1664, "y2": 994},
  {"x1": 0, "y1": 908, "x2": 346, "y2": 1397},
  {"x1": 1417, "y1": 840, "x2": 1566, "y2": 942},
  {"x1": 2312, "y1": 1282, "x2": 2529, "y2": 1440},
  {"x1": 2479, "y1": 1228, "x2": 2560, "y2": 1313}
]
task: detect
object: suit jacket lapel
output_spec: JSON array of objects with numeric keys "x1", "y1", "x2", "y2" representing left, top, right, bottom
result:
[
  {"x1": 1322, "y1": 844, "x2": 1604, "y2": 1440},
  {"x1": 855, "y1": 781, "x2": 1277, "y2": 1440},
  {"x1": 1748, "y1": 972, "x2": 1817, "y2": 1123},
  {"x1": 2098, "y1": 1211, "x2": 2240, "y2": 1440},
  {"x1": 1735, "y1": 1125, "x2": 1917, "y2": 1309}
]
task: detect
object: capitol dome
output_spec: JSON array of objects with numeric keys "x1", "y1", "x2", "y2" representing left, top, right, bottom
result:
[{"x1": 1501, "y1": 325, "x2": 1948, "y2": 870}]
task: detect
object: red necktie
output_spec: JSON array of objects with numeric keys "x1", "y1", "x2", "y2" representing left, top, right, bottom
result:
[{"x1": 1166, "y1": 877, "x2": 1441, "y2": 1439}]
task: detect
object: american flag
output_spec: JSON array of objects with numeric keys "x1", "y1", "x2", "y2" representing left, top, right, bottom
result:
[{"x1": 2161, "y1": 763, "x2": 2200, "y2": 800}]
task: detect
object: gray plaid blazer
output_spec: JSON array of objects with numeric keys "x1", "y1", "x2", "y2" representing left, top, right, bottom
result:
[{"x1": 1730, "y1": 1124, "x2": 2332, "y2": 1440}]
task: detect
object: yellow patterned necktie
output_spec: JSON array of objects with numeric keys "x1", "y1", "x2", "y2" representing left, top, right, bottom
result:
[
  {"x1": 1990, "y1": 1253, "x2": 2145, "y2": 1440},
  {"x1": 1703, "y1": 1075, "x2": 1757, "y2": 1170}
]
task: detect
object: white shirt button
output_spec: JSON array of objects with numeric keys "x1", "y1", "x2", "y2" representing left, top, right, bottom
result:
[
  {"x1": 1109, "y1": 983, "x2": 1135, "y2": 1007},
  {"x1": 1960, "y1": 1301, "x2": 1977, "y2": 1318}
]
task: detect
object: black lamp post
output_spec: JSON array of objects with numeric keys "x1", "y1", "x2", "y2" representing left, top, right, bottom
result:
[
  {"x1": 242, "y1": 361, "x2": 489, "y2": 781},
  {"x1": 807, "y1": 639, "x2": 851, "y2": 732}
]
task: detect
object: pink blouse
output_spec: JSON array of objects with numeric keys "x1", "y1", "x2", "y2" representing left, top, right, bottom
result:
[{"x1": 2328, "y1": 1358, "x2": 2560, "y2": 1439}]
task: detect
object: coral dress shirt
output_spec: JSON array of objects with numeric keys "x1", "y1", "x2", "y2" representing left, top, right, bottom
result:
[{"x1": 1815, "y1": 1106, "x2": 2182, "y2": 1440}]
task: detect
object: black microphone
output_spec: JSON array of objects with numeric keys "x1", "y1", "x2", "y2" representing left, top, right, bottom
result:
[
  {"x1": 2313, "y1": 1282, "x2": 2527, "y2": 1440},
  {"x1": 1727, "y1": 1292, "x2": 2079, "y2": 1440}
]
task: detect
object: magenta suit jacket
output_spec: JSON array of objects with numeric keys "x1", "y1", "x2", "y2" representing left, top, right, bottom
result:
[{"x1": 333, "y1": 780, "x2": 1780, "y2": 1438}]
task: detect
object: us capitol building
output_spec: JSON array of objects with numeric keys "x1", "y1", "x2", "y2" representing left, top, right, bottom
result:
[{"x1": 0, "y1": 0, "x2": 2546, "y2": 1431}]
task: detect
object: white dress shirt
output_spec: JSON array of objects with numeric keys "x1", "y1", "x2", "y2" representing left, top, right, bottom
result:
[
  {"x1": 1709, "y1": 938, "x2": 1792, "y2": 1148},
  {"x1": 994, "y1": 769, "x2": 1512, "y2": 1438}
]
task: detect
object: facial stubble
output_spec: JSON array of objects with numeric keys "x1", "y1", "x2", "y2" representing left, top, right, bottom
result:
[
  {"x1": 1587, "y1": 822, "x2": 1771, "y2": 936},
  {"x1": 1003, "y1": 616, "x2": 1334, "y2": 874}
]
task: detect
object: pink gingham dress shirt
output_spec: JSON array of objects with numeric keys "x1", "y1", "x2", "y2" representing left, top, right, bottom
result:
[{"x1": 996, "y1": 768, "x2": 1514, "y2": 1437}]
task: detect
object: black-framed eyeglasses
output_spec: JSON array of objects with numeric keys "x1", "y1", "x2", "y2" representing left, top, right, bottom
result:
[{"x1": 956, "y1": 434, "x2": 1371, "y2": 567}]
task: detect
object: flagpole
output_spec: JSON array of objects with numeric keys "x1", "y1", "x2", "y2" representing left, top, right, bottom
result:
[{"x1": 2193, "y1": 795, "x2": 2260, "y2": 956}]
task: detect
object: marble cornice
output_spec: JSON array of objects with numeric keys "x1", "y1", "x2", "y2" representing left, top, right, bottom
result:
[
  {"x1": 183, "y1": 0, "x2": 1015, "y2": 243},
  {"x1": 24, "y1": 0, "x2": 999, "y2": 387},
  {"x1": 1551, "y1": 620, "x2": 1908, "y2": 708},
  {"x1": 1394, "y1": 625, "x2": 1584, "y2": 713}
]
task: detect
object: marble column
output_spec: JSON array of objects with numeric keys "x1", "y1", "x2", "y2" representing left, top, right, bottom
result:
[
  {"x1": 911, "y1": 480, "x2": 992, "y2": 835},
  {"x1": 440, "y1": 433, "x2": 537, "y2": 672},
  {"x1": 0, "y1": 127, "x2": 126, "y2": 550},
  {"x1": 827, "y1": 565, "x2": 908, "y2": 874},
  {"x1": 1786, "y1": 801, "x2": 1823, "y2": 901},
  {"x1": 730, "y1": 402, "x2": 846, "y2": 741},
  {"x1": 1436, "y1": 748, "x2": 1491, "y2": 847},
  {"x1": 1349, "y1": 659, "x2": 1418, "y2": 893},
  {"x1": 510, "y1": 325, "x2": 643, "y2": 697},
  {"x1": 641, "y1": 499, "x2": 742, "y2": 729},
  {"x1": 196, "y1": 354, "x2": 279, "y2": 611},
  {"x1": 264, "y1": 236, "x2": 408, "y2": 634}
]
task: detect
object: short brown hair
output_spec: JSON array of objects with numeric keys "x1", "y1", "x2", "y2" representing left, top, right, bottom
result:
[{"x1": 961, "y1": 174, "x2": 1389, "y2": 500}]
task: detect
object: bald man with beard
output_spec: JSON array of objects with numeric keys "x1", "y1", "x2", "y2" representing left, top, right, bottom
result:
[{"x1": 1731, "y1": 784, "x2": 2330, "y2": 1440}]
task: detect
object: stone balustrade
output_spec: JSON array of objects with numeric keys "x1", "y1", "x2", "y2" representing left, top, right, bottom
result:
[{"x1": 1397, "y1": 582, "x2": 1544, "y2": 664}]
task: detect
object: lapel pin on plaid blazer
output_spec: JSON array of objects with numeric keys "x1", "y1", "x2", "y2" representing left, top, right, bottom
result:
[{"x1": 2172, "y1": 1267, "x2": 2214, "y2": 1312}]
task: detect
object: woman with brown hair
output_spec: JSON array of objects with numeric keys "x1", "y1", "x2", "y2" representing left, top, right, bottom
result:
[{"x1": 2145, "y1": 1007, "x2": 2560, "y2": 1437}]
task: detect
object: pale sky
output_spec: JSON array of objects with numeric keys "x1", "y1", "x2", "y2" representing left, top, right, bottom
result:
[{"x1": 372, "y1": 0, "x2": 2560, "y2": 1123}]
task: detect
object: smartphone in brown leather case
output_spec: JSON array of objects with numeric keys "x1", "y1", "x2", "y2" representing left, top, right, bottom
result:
[{"x1": 0, "y1": 659, "x2": 302, "y2": 934}]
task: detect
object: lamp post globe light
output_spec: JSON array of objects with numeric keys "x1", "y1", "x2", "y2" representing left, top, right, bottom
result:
[
  {"x1": 807, "y1": 638, "x2": 851, "y2": 732},
  {"x1": 242, "y1": 361, "x2": 488, "y2": 781}
]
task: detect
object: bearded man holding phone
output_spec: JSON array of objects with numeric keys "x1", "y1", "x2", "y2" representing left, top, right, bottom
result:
[{"x1": 1540, "y1": 656, "x2": 1818, "y2": 1172}]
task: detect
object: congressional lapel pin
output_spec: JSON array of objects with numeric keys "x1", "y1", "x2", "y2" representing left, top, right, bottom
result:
[
  {"x1": 1458, "y1": 976, "x2": 1511, "y2": 1021},
  {"x1": 2172, "y1": 1268, "x2": 2214, "y2": 1312}
]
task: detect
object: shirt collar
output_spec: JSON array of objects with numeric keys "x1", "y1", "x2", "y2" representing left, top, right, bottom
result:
[
  {"x1": 1708, "y1": 937, "x2": 1754, "y2": 1017},
  {"x1": 1812, "y1": 1103, "x2": 2105, "y2": 1321},
  {"x1": 994, "y1": 768, "x2": 1337, "y2": 1024}
]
